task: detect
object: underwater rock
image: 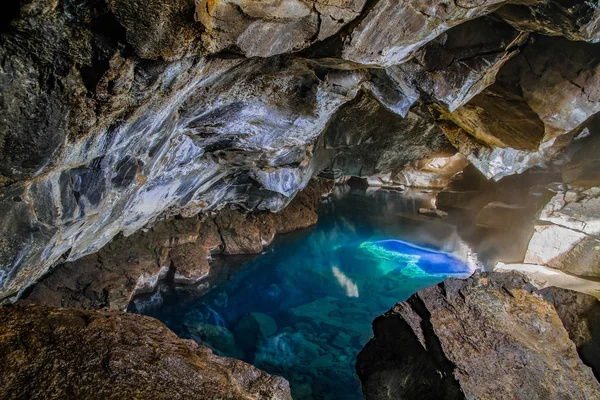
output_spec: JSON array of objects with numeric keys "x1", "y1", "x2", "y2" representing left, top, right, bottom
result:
[
  {"x1": 233, "y1": 312, "x2": 279, "y2": 351},
  {"x1": 357, "y1": 271, "x2": 600, "y2": 400},
  {"x1": 0, "y1": 304, "x2": 292, "y2": 400},
  {"x1": 184, "y1": 321, "x2": 239, "y2": 358}
]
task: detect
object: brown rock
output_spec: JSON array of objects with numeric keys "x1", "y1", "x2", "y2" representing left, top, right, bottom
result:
[
  {"x1": 169, "y1": 243, "x2": 211, "y2": 285},
  {"x1": 357, "y1": 272, "x2": 600, "y2": 400},
  {"x1": 0, "y1": 304, "x2": 292, "y2": 400},
  {"x1": 214, "y1": 208, "x2": 264, "y2": 255},
  {"x1": 498, "y1": 1, "x2": 600, "y2": 43},
  {"x1": 195, "y1": 0, "x2": 366, "y2": 57},
  {"x1": 107, "y1": 0, "x2": 203, "y2": 60},
  {"x1": 540, "y1": 287, "x2": 600, "y2": 379}
]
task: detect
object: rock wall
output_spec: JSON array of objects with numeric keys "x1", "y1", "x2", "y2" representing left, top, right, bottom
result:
[
  {"x1": 2, "y1": 0, "x2": 600, "y2": 301},
  {"x1": 356, "y1": 271, "x2": 600, "y2": 400},
  {"x1": 22, "y1": 179, "x2": 333, "y2": 310}
]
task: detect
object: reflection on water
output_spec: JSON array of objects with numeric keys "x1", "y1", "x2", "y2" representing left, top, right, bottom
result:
[{"x1": 132, "y1": 187, "x2": 474, "y2": 400}]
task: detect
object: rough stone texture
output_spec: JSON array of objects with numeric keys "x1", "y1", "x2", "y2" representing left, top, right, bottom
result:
[
  {"x1": 498, "y1": 1, "x2": 600, "y2": 43},
  {"x1": 540, "y1": 287, "x2": 600, "y2": 379},
  {"x1": 196, "y1": 0, "x2": 367, "y2": 57},
  {"x1": 0, "y1": 53, "x2": 361, "y2": 302},
  {"x1": 394, "y1": 154, "x2": 470, "y2": 189},
  {"x1": 107, "y1": 0, "x2": 202, "y2": 60},
  {"x1": 539, "y1": 188, "x2": 600, "y2": 238},
  {"x1": 562, "y1": 127, "x2": 600, "y2": 186},
  {"x1": 391, "y1": 16, "x2": 527, "y2": 112},
  {"x1": 22, "y1": 179, "x2": 333, "y2": 309},
  {"x1": 525, "y1": 224, "x2": 600, "y2": 278},
  {"x1": 438, "y1": 119, "x2": 573, "y2": 180},
  {"x1": 341, "y1": 0, "x2": 525, "y2": 67},
  {"x1": 0, "y1": 304, "x2": 292, "y2": 400},
  {"x1": 357, "y1": 272, "x2": 600, "y2": 400},
  {"x1": 435, "y1": 84, "x2": 546, "y2": 151},
  {"x1": 320, "y1": 92, "x2": 455, "y2": 177},
  {"x1": 524, "y1": 186, "x2": 600, "y2": 278}
]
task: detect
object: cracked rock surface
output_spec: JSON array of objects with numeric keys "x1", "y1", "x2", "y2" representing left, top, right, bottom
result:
[
  {"x1": 2, "y1": 0, "x2": 600, "y2": 304},
  {"x1": 357, "y1": 271, "x2": 600, "y2": 400},
  {"x1": 0, "y1": 303, "x2": 292, "y2": 400}
]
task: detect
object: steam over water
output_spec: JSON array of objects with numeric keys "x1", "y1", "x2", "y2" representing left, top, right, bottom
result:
[{"x1": 133, "y1": 187, "x2": 474, "y2": 399}]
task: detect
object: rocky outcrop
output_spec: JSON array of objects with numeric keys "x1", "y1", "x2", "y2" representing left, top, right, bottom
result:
[
  {"x1": 498, "y1": 1, "x2": 600, "y2": 43},
  {"x1": 540, "y1": 287, "x2": 600, "y2": 378},
  {"x1": 357, "y1": 272, "x2": 600, "y2": 400},
  {"x1": 0, "y1": 303, "x2": 292, "y2": 400},
  {"x1": 524, "y1": 186, "x2": 600, "y2": 278},
  {"x1": 340, "y1": 0, "x2": 525, "y2": 67},
  {"x1": 393, "y1": 154, "x2": 470, "y2": 189},
  {"x1": 196, "y1": 0, "x2": 367, "y2": 57},
  {"x1": 22, "y1": 179, "x2": 333, "y2": 309},
  {"x1": 320, "y1": 93, "x2": 454, "y2": 177}
]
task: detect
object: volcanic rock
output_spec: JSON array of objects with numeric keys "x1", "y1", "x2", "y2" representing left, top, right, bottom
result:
[
  {"x1": 356, "y1": 272, "x2": 600, "y2": 400},
  {"x1": 0, "y1": 304, "x2": 292, "y2": 400}
]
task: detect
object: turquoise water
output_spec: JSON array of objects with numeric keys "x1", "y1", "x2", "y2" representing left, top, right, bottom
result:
[{"x1": 133, "y1": 188, "x2": 472, "y2": 400}]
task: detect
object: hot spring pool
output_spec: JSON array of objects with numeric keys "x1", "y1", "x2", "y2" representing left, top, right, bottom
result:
[{"x1": 132, "y1": 188, "x2": 474, "y2": 400}]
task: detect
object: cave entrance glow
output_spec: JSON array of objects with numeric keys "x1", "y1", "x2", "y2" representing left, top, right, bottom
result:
[{"x1": 133, "y1": 188, "x2": 473, "y2": 400}]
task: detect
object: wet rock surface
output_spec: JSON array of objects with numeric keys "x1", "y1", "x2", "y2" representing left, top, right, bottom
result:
[
  {"x1": 3, "y1": 0, "x2": 600, "y2": 302},
  {"x1": 0, "y1": 303, "x2": 292, "y2": 400},
  {"x1": 357, "y1": 271, "x2": 600, "y2": 400},
  {"x1": 22, "y1": 179, "x2": 333, "y2": 310}
]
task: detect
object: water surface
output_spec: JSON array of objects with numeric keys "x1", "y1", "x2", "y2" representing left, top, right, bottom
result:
[{"x1": 133, "y1": 187, "x2": 473, "y2": 400}]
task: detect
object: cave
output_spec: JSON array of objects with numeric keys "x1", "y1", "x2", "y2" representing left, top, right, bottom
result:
[{"x1": 1, "y1": 0, "x2": 600, "y2": 399}]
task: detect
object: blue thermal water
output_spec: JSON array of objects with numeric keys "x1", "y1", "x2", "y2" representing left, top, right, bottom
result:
[{"x1": 134, "y1": 189, "x2": 472, "y2": 400}]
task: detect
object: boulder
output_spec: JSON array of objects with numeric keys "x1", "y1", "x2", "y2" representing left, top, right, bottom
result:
[
  {"x1": 524, "y1": 224, "x2": 600, "y2": 278},
  {"x1": 0, "y1": 304, "x2": 292, "y2": 400},
  {"x1": 538, "y1": 188, "x2": 600, "y2": 238},
  {"x1": 524, "y1": 187, "x2": 600, "y2": 278},
  {"x1": 169, "y1": 243, "x2": 211, "y2": 285},
  {"x1": 233, "y1": 312, "x2": 279, "y2": 351},
  {"x1": 356, "y1": 272, "x2": 600, "y2": 400}
]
